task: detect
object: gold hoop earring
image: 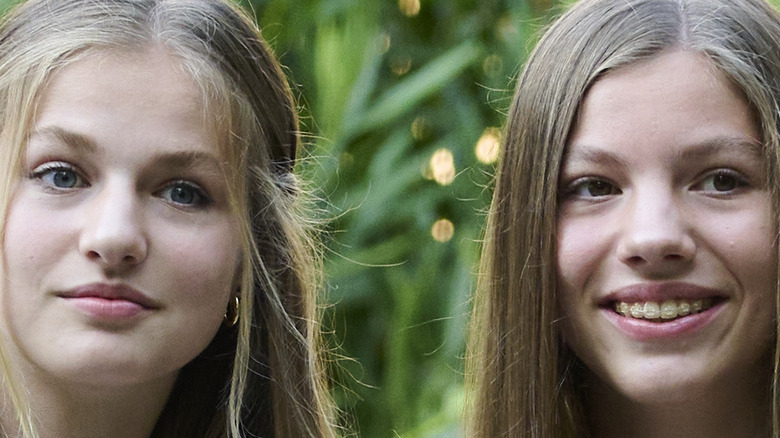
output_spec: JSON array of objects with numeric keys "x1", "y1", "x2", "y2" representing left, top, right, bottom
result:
[{"x1": 224, "y1": 296, "x2": 240, "y2": 327}]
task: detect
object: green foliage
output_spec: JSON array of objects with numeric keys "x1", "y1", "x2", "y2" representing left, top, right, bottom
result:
[{"x1": 247, "y1": 0, "x2": 562, "y2": 436}]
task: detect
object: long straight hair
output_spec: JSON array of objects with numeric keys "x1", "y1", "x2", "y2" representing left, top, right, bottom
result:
[
  {"x1": 0, "y1": 1, "x2": 338, "y2": 437},
  {"x1": 466, "y1": 0, "x2": 780, "y2": 436}
]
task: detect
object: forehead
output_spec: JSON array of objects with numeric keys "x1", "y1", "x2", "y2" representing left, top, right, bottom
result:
[
  {"x1": 27, "y1": 46, "x2": 230, "y2": 171},
  {"x1": 40, "y1": 46, "x2": 202, "y2": 121},
  {"x1": 568, "y1": 50, "x2": 759, "y2": 157},
  {"x1": 32, "y1": 45, "x2": 225, "y2": 158}
]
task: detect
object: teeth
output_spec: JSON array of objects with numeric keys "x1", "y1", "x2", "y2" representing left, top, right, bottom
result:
[
  {"x1": 614, "y1": 298, "x2": 713, "y2": 321},
  {"x1": 660, "y1": 300, "x2": 678, "y2": 319},
  {"x1": 643, "y1": 302, "x2": 661, "y2": 319}
]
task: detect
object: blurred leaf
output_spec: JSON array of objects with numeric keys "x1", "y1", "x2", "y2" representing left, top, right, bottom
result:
[{"x1": 343, "y1": 40, "x2": 484, "y2": 139}]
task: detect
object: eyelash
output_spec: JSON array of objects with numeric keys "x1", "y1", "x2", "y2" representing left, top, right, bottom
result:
[
  {"x1": 28, "y1": 162, "x2": 212, "y2": 208},
  {"x1": 29, "y1": 162, "x2": 87, "y2": 190},
  {"x1": 562, "y1": 177, "x2": 620, "y2": 199},
  {"x1": 560, "y1": 168, "x2": 751, "y2": 201},
  {"x1": 156, "y1": 181, "x2": 212, "y2": 208},
  {"x1": 693, "y1": 169, "x2": 750, "y2": 194}
]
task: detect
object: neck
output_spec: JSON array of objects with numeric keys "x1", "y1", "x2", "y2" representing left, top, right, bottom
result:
[
  {"x1": 585, "y1": 364, "x2": 772, "y2": 438},
  {"x1": 0, "y1": 369, "x2": 176, "y2": 438}
]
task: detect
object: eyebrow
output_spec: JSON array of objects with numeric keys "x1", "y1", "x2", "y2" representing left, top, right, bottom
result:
[
  {"x1": 29, "y1": 125, "x2": 224, "y2": 170},
  {"x1": 561, "y1": 145, "x2": 630, "y2": 168},
  {"x1": 675, "y1": 135, "x2": 763, "y2": 161},
  {"x1": 30, "y1": 126, "x2": 98, "y2": 155},
  {"x1": 153, "y1": 150, "x2": 224, "y2": 172},
  {"x1": 564, "y1": 135, "x2": 763, "y2": 166}
]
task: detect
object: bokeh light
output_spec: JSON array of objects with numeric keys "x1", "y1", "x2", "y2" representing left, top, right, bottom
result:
[
  {"x1": 496, "y1": 15, "x2": 518, "y2": 43},
  {"x1": 391, "y1": 56, "x2": 412, "y2": 76},
  {"x1": 380, "y1": 33, "x2": 392, "y2": 53},
  {"x1": 399, "y1": 0, "x2": 421, "y2": 17},
  {"x1": 475, "y1": 127, "x2": 501, "y2": 164},
  {"x1": 431, "y1": 218, "x2": 454, "y2": 242},
  {"x1": 482, "y1": 54, "x2": 503, "y2": 77},
  {"x1": 411, "y1": 116, "x2": 429, "y2": 140},
  {"x1": 430, "y1": 148, "x2": 455, "y2": 185}
]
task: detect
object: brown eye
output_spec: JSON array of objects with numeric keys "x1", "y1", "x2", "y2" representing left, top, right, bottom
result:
[
  {"x1": 587, "y1": 180, "x2": 615, "y2": 197},
  {"x1": 696, "y1": 170, "x2": 747, "y2": 193},
  {"x1": 564, "y1": 178, "x2": 620, "y2": 199},
  {"x1": 711, "y1": 174, "x2": 737, "y2": 192}
]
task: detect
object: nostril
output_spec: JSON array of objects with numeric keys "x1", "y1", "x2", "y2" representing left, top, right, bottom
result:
[{"x1": 625, "y1": 255, "x2": 646, "y2": 264}]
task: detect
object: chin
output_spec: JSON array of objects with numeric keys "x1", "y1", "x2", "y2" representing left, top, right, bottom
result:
[{"x1": 590, "y1": 352, "x2": 772, "y2": 407}]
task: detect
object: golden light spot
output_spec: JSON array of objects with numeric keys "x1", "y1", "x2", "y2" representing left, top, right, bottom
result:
[
  {"x1": 482, "y1": 54, "x2": 503, "y2": 78},
  {"x1": 475, "y1": 127, "x2": 501, "y2": 164},
  {"x1": 431, "y1": 218, "x2": 454, "y2": 243},
  {"x1": 399, "y1": 0, "x2": 421, "y2": 17},
  {"x1": 391, "y1": 56, "x2": 412, "y2": 76},
  {"x1": 496, "y1": 15, "x2": 518, "y2": 42},
  {"x1": 430, "y1": 148, "x2": 455, "y2": 185},
  {"x1": 411, "y1": 116, "x2": 429, "y2": 140}
]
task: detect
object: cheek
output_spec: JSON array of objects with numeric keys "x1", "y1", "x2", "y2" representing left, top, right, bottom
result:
[
  {"x1": 3, "y1": 200, "x2": 71, "y2": 289},
  {"x1": 157, "y1": 223, "x2": 242, "y2": 298},
  {"x1": 556, "y1": 215, "x2": 612, "y2": 295},
  {"x1": 717, "y1": 208, "x2": 777, "y2": 299}
]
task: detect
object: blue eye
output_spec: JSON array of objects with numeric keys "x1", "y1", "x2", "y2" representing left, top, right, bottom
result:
[
  {"x1": 30, "y1": 162, "x2": 86, "y2": 189},
  {"x1": 159, "y1": 182, "x2": 210, "y2": 207}
]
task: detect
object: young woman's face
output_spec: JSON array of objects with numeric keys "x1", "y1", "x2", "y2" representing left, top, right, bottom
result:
[
  {"x1": 1, "y1": 47, "x2": 242, "y2": 389},
  {"x1": 557, "y1": 50, "x2": 776, "y2": 404}
]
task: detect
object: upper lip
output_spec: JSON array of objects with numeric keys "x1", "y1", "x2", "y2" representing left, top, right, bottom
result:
[
  {"x1": 57, "y1": 283, "x2": 160, "y2": 309},
  {"x1": 598, "y1": 282, "x2": 728, "y2": 306}
]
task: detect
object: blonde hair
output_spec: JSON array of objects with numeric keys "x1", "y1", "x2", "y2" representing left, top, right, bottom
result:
[
  {"x1": 466, "y1": 0, "x2": 780, "y2": 436},
  {"x1": 0, "y1": 0, "x2": 337, "y2": 437}
]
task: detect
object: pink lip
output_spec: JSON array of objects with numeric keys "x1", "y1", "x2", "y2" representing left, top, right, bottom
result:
[
  {"x1": 58, "y1": 283, "x2": 159, "y2": 320},
  {"x1": 599, "y1": 282, "x2": 728, "y2": 341},
  {"x1": 601, "y1": 304, "x2": 725, "y2": 341}
]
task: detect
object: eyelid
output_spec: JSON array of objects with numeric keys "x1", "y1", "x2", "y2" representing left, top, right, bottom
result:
[
  {"x1": 561, "y1": 176, "x2": 621, "y2": 198},
  {"x1": 691, "y1": 168, "x2": 750, "y2": 193},
  {"x1": 156, "y1": 179, "x2": 213, "y2": 208},
  {"x1": 30, "y1": 160, "x2": 74, "y2": 176},
  {"x1": 29, "y1": 161, "x2": 88, "y2": 189}
]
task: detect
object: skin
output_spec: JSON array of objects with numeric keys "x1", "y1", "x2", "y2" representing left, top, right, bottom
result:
[
  {"x1": 0, "y1": 46, "x2": 242, "y2": 437},
  {"x1": 557, "y1": 50, "x2": 776, "y2": 437}
]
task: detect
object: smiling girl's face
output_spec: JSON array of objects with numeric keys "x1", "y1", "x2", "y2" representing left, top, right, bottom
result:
[
  {"x1": 1, "y1": 46, "x2": 242, "y2": 391},
  {"x1": 557, "y1": 50, "x2": 776, "y2": 404}
]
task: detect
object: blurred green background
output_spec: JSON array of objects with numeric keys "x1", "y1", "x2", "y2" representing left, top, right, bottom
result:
[
  {"x1": 247, "y1": 0, "x2": 780, "y2": 436},
  {"x1": 2, "y1": 0, "x2": 780, "y2": 436},
  {"x1": 239, "y1": 1, "x2": 562, "y2": 436}
]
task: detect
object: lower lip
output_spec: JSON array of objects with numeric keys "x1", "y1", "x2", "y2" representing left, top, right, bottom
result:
[
  {"x1": 602, "y1": 301, "x2": 725, "y2": 341},
  {"x1": 64, "y1": 297, "x2": 149, "y2": 320}
]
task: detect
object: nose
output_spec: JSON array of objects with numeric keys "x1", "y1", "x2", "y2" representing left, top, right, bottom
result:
[
  {"x1": 78, "y1": 181, "x2": 148, "y2": 268},
  {"x1": 616, "y1": 189, "x2": 696, "y2": 274}
]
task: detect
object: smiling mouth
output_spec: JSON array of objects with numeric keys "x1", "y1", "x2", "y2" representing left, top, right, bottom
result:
[{"x1": 612, "y1": 298, "x2": 724, "y2": 322}]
